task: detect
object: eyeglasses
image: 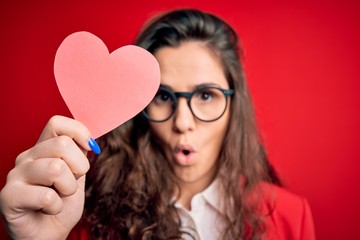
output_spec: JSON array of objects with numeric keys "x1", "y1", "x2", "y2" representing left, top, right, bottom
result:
[{"x1": 142, "y1": 85, "x2": 234, "y2": 122}]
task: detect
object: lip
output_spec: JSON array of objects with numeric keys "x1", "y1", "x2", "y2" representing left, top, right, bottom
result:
[{"x1": 174, "y1": 144, "x2": 196, "y2": 165}]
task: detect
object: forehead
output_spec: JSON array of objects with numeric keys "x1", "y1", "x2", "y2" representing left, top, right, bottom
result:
[{"x1": 154, "y1": 41, "x2": 229, "y2": 90}]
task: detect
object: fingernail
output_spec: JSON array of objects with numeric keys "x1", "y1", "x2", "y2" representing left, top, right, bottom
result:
[{"x1": 88, "y1": 137, "x2": 101, "y2": 154}]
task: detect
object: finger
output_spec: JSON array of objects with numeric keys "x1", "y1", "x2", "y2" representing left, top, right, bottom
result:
[
  {"x1": 38, "y1": 115, "x2": 93, "y2": 152},
  {"x1": 21, "y1": 136, "x2": 90, "y2": 177},
  {"x1": 20, "y1": 158, "x2": 78, "y2": 196},
  {"x1": 1, "y1": 184, "x2": 63, "y2": 216}
]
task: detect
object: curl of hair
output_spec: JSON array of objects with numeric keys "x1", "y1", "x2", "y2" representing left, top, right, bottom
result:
[{"x1": 83, "y1": 8, "x2": 281, "y2": 240}]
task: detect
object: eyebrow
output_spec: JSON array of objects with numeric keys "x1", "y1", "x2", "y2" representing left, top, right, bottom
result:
[{"x1": 159, "y1": 82, "x2": 222, "y2": 91}]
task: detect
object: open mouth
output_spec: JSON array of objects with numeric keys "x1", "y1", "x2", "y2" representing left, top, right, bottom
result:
[
  {"x1": 174, "y1": 145, "x2": 195, "y2": 165},
  {"x1": 175, "y1": 146, "x2": 193, "y2": 155},
  {"x1": 182, "y1": 149, "x2": 191, "y2": 155}
]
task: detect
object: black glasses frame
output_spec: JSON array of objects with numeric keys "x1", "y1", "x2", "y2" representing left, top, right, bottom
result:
[{"x1": 142, "y1": 85, "x2": 234, "y2": 122}]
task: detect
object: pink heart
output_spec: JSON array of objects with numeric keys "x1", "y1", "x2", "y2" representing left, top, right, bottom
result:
[{"x1": 54, "y1": 31, "x2": 160, "y2": 139}]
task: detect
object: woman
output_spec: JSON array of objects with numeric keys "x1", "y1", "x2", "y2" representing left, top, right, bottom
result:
[{"x1": 0, "y1": 9, "x2": 315, "y2": 240}]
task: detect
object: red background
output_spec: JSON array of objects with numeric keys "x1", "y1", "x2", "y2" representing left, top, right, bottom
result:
[{"x1": 1, "y1": 1, "x2": 360, "y2": 239}]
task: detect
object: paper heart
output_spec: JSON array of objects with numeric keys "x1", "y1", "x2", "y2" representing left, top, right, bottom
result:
[{"x1": 54, "y1": 31, "x2": 160, "y2": 138}]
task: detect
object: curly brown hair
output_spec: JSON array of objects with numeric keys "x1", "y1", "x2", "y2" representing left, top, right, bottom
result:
[{"x1": 83, "y1": 8, "x2": 281, "y2": 240}]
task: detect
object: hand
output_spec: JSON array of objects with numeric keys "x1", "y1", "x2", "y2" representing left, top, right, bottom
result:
[{"x1": 0, "y1": 116, "x2": 93, "y2": 240}]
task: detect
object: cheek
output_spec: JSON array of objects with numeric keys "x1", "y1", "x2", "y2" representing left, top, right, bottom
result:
[
  {"x1": 204, "y1": 112, "x2": 230, "y2": 150},
  {"x1": 149, "y1": 122, "x2": 172, "y2": 143},
  {"x1": 216, "y1": 112, "x2": 231, "y2": 145},
  {"x1": 216, "y1": 108, "x2": 231, "y2": 137}
]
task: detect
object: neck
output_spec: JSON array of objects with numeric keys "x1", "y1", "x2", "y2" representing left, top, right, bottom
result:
[{"x1": 176, "y1": 172, "x2": 216, "y2": 210}]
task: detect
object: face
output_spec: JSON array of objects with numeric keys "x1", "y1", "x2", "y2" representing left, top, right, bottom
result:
[{"x1": 150, "y1": 41, "x2": 231, "y2": 191}]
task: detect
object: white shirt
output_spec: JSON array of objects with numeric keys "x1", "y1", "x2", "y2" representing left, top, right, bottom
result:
[{"x1": 174, "y1": 179, "x2": 227, "y2": 240}]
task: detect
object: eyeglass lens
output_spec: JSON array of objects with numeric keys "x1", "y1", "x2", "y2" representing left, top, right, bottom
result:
[{"x1": 143, "y1": 86, "x2": 231, "y2": 122}]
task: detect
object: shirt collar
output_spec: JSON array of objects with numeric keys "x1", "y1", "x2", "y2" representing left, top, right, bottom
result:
[
  {"x1": 173, "y1": 178, "x2": 227, "y2": 215},
  {"x1": 200, "y1": 178, "x2": 226, "y2": 214}
]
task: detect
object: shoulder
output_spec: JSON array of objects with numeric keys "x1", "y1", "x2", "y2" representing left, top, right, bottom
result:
[
  {"x1": 256, "y1": 182, "x2": 316, "y2": 240},
  {"x1": 67, "y1": 222, "x2": 90, "y2": 240}
]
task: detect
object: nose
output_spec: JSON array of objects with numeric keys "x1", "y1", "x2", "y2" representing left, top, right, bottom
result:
[{"x1": 173, "y1": 98, "x2": 195, "y2": 133}]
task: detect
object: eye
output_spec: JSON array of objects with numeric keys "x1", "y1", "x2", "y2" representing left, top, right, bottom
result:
[
  {"x1": 196, "y1": 88, "x2": 214, "y2": 102},
  {"x1": 154, "y1": 89, "x2": 172, "y2": 103},
  {"x1": 201, "y1": 92, "x2": 212, "y2": 101}
]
